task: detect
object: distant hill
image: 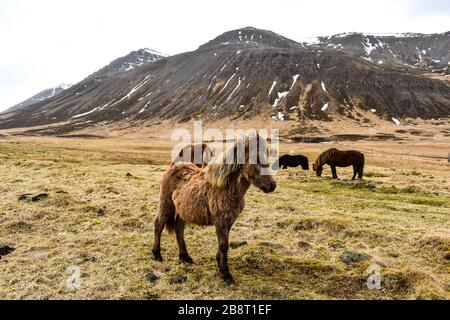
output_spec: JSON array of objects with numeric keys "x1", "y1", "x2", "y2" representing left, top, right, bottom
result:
[{"x1": 7, "y1": 84, "x2": 72, "y2": 112}]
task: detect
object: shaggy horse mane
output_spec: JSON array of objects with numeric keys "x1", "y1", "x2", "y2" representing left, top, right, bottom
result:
[
  {"x1": 314, "y1": 148, "x2": 338, "y2": 168},
  {"x1": 206, "y1": 136, "x2": 265, "y2": 188}
]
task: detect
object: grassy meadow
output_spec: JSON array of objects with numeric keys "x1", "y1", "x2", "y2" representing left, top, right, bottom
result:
[{"x1": 0, "y1": 136, "x2": 449, "y2": 299}]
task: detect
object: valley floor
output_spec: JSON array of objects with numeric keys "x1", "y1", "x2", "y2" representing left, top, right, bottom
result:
[{"x1": 0, "y1": 136, "x2": 449, "y2": 299}]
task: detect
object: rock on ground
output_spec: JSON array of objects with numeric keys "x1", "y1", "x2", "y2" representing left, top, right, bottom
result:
[{"x1": 340, "y1": 251, "x2": 370, "y2": 264}]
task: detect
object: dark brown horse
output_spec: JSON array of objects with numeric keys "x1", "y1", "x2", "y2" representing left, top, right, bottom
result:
[
  {"x1": 153, "y1": 136, "x2": 276, "y2": 284},
  {"x1": 272, "y1": 154, "x2": 309, "y2": 170},
  {"x1": 313, "y1": 148, "x2": 365, "y2": 180},
  {"x1": 172, "y1": 143, "x2": 213, "y2": 168}
]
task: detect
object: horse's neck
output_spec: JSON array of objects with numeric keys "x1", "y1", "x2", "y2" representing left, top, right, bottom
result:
[
  {"x1": 321, "y1": 155, "x2": 330, "y2": 166},
  {"x1": 229, "y1": 173, "x2": 250, "y2": 198}
]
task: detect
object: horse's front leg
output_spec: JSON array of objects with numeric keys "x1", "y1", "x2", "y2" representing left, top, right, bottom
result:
[
  {"x1": 331, "y1": 165, "x2": 338, "y2": 179},
  {"x1": 175, "y1": 216, "x2": 193, "y2": 263},
  {"x1": 215, "y1": 219, "x2": 234, "y2": 285}
]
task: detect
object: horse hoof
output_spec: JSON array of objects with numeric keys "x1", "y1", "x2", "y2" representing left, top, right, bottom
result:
[
  {"x1": 152, "y1": 252, "x2": 163, "y2": 262},
  {"x1": 220, "y1": 272, "x2": 235, "y2": 285},
  {"x1": 179, "y1": 254, "x2": 194, "y2": 264},
  {"x1": 223, "y1": 276, "x2": 235, "y2": 285}
]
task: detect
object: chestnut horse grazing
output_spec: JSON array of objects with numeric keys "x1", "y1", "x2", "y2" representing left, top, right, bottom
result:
[
  {"x1": 313, "y1": 148, "x2": 365, "y2": 180},
  {"x1": 152, "y1": 136, "x2": 276, "y2": 284},
  {"x1": 172, "y1": 143, "x2": 213, "y2": 168}
]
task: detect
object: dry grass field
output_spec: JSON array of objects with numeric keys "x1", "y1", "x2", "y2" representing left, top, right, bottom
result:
[{"x1": 0, "y1": 135, "x2": 449, "y2": 300}]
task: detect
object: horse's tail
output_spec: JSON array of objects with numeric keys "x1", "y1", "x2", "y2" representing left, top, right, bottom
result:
[
  {"x1": 359, "y1": 153, "x2": 365, "y2": 178},
  {"x1": 165, "y1": 212, "x2": 176, "y2": 233}
]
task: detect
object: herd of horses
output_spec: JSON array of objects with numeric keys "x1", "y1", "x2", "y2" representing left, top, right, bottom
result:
[{"x1": 152, "y1": 137, "x2": 365, "y2": 284}]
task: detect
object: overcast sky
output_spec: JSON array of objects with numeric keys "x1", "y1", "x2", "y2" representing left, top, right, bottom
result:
[{"x1": 1, "y1": 0, "x2": 449, "y2": 111}]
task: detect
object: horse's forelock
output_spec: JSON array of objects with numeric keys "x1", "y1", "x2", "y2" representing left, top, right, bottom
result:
[
  {"x1": 206, "y1": 136, "x2": 262, "y2": 187},
  {"x1": 206, "y1": 140, "x2": 241, "y2": 187}
]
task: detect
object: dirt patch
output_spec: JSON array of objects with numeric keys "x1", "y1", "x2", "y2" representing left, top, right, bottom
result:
[
  {"x1": 57, "y1": 134, "x2": 106, "y2": 139},
  {"x1": 290, "y1": 133, "x2": 403, "y2": 143}
]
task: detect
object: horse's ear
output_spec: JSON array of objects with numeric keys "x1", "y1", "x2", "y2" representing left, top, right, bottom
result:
[
  {"x1": 203, "y1": 147, "x2": 212, "y2": 164},
  {"x1": 234, "y1": 139, "x2": 246, "y2": 165}
]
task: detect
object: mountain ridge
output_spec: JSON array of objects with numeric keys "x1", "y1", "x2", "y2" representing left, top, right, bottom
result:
[
  {"x1": 6, "y1": 83, "x2": 73, "y2": 112},
  {"x1": 0, "y1": 27, "x2": 448, "y2": 132},
  {"x1": 308, "y1": 31, "x2": 449, "y2": 74}
]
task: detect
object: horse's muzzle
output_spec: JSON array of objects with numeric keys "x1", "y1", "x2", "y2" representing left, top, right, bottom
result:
[{"x1": 262, "y1": 181, "x2": 277, "y2": 193}]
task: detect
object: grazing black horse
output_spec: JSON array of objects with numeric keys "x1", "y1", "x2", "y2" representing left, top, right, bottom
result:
[{"x1": 272, "y1": 154, "x2": 309, "y2": 170}]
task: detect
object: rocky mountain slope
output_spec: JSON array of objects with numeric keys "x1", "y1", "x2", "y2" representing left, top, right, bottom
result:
[
  {"x1": 7, "y1": 84, "x2": 72, "y2": 112},
  {"x1": 310, "y1": 32, "x2": 449, "y2": 75},
  {"x1": 0, "y1": 27, "x2": 449, "y2": 131},
  {"x1": 5, "y1": 48, "x2": 166, "y2": 114}
]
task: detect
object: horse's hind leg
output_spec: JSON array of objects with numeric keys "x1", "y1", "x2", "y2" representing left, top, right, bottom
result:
[
  {"x1": 358, "y1": 163, "x2": 364, "y2": 179},
  {"x1": 152, "y1": 198, "x2": 175, "y2": 262},
  {"x1": 175, "y1": 216, "x2": 193, "y2": 263},
  {"x1": 152, "y1": 216, "x2": 165, "y2": 261},
  {"x1": 352, "y1": 165, "x2": 357, "y2": 180}
]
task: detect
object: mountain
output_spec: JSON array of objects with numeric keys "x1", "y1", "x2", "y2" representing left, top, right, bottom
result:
[
  {"x1": 92, "y1": 48, "x2": 167, "y2": 76},
  {"x1": 0, "y1": 27, "x2": 449, "y2": 131},
  {"x1": 309, "y1": 32, "x2": 449, "y2": 75},
  {"x1": 7, "y1": 84, "x2": 72, "y2": 112},
  {"x1": 6, "y1": 48, "x2": 166, "y2": 114},
  {"x1": 0, "y1": 48, "x2": 166, "y2": 127}
]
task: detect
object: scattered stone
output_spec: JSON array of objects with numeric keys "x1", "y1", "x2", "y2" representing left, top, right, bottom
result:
[
  {"x1": 297, "y1": 241, "x2": 312, "y2": 249},
  {"x1": 230, "y1": 241, "x2": 248, "y2": 249},
  {"x1": 340, "y1": 251, "x2": 370, "y2": 264},
  {"x1": 169, "y1": 275, "x2": 187, "y2": 285},
  {"x1": 387, "y1": 251, "x2": 400, "y2": 258},
  {"x1": 19, "y1": 193, "x2": 48, "y2": 202},
  {"x1": 145, "y1": 293, "x2": 160, "y2": 300},
  {"x1": 366, "y1": 182, "x2": 377, "y2": 191},
  {"x1": 293, "y1": 220, "x2": 320, "y2": 231},
  {"x1": 0, "y1": 244, "x2": 15, "y2": 256},
  {"x1": 31, "y1": 193, "x2": 49, "y2": 202},
  {"x1": 0, "y1": 245, "x2": 15, "y2": 256},
  {"x1": 126, "y1": 172, "x2": 133, "y2": 177},
  {"x1": 444, "y1": 252, "x2": 450, "y2": 261},
  {"x1": 82, "y1": 257, "x2": 96, "y2": 263},
  {"x1": 18, "y1": 194, "x2": 33, "y2": 201},
  {"x1": 145, "y1": 272, "x2": 160, "y2": 283},
  {"x1": 259, "y1": 241, "x2": 283, "y2": 249}
]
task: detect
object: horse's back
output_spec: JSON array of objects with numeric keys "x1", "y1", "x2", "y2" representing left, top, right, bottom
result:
[
  {"x1": 280, "y1": 154, "x2": 307, "y2": 164},
  {"x1": 173, "y1": 144, "x2": 211, "y2": 168},
  {"x1": 295, "y1": 154, "x2": 308, "y2": 162},
  {"x1": 162, "y1": 163, "x2": 212, "y2": 225},
  {"x1": 345, "y1": 150, "x2": 364, "y2": 161},
  {"x1": 333, "y1": 150, "x2": 364, "y2": 166},
  {"x1": 163, "y1": 162, "x2": 204, "y2": 186}
]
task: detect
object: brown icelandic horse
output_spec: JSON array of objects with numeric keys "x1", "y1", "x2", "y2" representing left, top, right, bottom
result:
[
  {"x1": 313, "y1": 148, "x2": 365, "y2": 180},
  {"x1": 172, "y1": 143, "x2": 213, "y2": 168},
  {"x1": 153, "y1": 135, "x2": 277, "y2": 284}
]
